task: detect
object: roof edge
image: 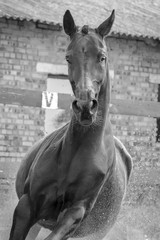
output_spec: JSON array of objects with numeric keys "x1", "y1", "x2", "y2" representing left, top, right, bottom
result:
[
  {"x1": 110, "y1": 31, "x2": 160, "y2": 41},
  {"x1": 0, "y1": 15, "x2": 160, "y2": 41}
]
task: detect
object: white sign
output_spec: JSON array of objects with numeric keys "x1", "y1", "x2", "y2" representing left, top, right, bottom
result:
[
  {"x1": 42, "y1": 91, "x2": 58, "y2": 109},
  {"x1": 47, "y1": 78, "x2": 72, "y2": 94},
  {"x1": 37, "y1": 63, "x2": 68, "y2": 75},
  {"x1": 149, "y1": 73, "x2": 160, "y2": 84}
]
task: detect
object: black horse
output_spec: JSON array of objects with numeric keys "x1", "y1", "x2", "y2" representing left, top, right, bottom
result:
[{"x1": 9, "y1": 10, "x2": 132, "y2": 240}]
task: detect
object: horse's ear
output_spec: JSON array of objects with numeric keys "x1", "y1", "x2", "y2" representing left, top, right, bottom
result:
[
  {"x1": 96, "y1": 10, "x2": 115, "y2": 38},
  {"x1": 63, "y1": 10, "x2": 77, "y2": 37}
]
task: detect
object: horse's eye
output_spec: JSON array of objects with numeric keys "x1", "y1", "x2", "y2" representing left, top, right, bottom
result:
[
  {"x1": 99, "y1": 56, "x2": 106, "y2": 62},
  {"x1": 65, "y1": 55, "x2": 72, "y2": 64}
]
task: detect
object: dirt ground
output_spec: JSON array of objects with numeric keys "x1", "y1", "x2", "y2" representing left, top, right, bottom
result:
[
  {"x1": 0, "y1": 180, "x2": 52, "y2": 240},
  {"x1": 0, "y1": 179, "x2": 159, "y2": 240}
]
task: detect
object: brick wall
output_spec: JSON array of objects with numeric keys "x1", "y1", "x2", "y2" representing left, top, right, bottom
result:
[
  {"x1": 0, "y1": 18, "x2": 67, "y2": 178},
  {"x1": 107, "y1": 36, "x2": 160, "y2": 174},
  {"x1": 0, "y1": 104, "x2": 44, "y2": 178},
  {"x1": 108, "y1": 37, "x2": 159, "y2": 101}
]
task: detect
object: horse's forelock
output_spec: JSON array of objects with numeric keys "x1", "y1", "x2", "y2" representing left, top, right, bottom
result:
[
  {"x1": 68, "y1": 26, "x2": 106, "y2": 53},
  {"x1": 81, "y1": 25, "x2": 89, "y2": 35}
]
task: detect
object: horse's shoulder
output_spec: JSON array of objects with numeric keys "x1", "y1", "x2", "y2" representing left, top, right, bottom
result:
[
  {"x1": 45, "y1": 123, "x2": 69, "y2": 144},
  {"x1": 28, "y1": 123, "x2": 69, "y2": 172},
  {"x1": 16, "y1": 123, "x2": 69, "y2": 197},
  {"x1": 114, "y1": 136, "x2": 132, "y2": 181}
]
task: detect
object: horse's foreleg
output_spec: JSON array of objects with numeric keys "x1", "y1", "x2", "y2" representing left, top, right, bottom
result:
[
  {"x1": 44, "y1": 205, "x2": 85, "y2": 240},
  {"x1": 9, "y1": 194, "x2": 34, "y2": 240},
  {"x1": 26, "y1": 224, "x2": 41, "y2": 240}
]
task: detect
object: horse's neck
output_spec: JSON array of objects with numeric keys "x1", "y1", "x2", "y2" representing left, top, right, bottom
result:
[
  {"x1": 63, "y1": 115, "x2": 115, "y2": 171},
  {"x1": 88, "y1": 64, "x2": 110, "y2": 136}
]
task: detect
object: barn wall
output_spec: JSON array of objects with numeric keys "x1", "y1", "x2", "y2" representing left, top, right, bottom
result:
[
  {"x1": 108, "y1": 37, "x2": 160, "y2": 101},
  {"x1": 107, "y1": 36, "x2": 160, "y2": 173},
  {"x1": 0, "y1": 18, "x2": 159, "y2": 180},
  {"x1": 0, "y1": 18, "x2": 67, "y2": 178}
]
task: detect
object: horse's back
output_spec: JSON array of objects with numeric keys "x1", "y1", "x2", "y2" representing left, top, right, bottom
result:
[{"x1": 16, "y1": 123, "x2": 68, "y2": 199}]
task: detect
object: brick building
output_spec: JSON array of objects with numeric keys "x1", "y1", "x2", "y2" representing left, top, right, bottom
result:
[{"x1": 0, "y1": 0, "x2": 160, "y2": 239}]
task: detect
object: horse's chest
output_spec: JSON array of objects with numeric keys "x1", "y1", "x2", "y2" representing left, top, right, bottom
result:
[
  {"x1": 40, "y1": 160, "x2": 105, "y2": 210},
  {"x1": 59, "y1": 170, "x2": 106, "y2": 213},
  {"x1": 31, "y1": 146, "x2": 107, "y2": 221}
]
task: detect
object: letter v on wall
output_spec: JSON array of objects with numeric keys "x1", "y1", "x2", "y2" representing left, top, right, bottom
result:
[{"x1": 42, "y1": 91, "x2": 58, "y2": 109}]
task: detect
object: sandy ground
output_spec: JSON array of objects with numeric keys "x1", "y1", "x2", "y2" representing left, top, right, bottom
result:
[
  {"x1": 0, "y1": 180, "x2": 52, "y2": 240},
  {"x1": 1, "y1": 179, "x2": 158, "y2": 240}
]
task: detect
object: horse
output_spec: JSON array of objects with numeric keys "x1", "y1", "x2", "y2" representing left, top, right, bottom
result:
[{"x1": 9, "y1": 9, "x2": 132, "y2": 240}]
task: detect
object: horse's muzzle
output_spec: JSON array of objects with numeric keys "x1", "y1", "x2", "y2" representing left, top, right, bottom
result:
[{"x1": 72, "y1": 99, "x2": 98, "y2": 126}]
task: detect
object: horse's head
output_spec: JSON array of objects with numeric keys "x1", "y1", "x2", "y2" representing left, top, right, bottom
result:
[{"x1": 63, "y1": 10, "x2": 115, "y2": 126}]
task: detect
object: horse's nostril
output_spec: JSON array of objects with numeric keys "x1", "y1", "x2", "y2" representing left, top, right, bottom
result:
[
  {"x1": 91, "y1": 100, "x2": 98, "y2": 110},
  {"x1": 72, "y1": 99, "x2": 97, "y2": 114},
  {"x1": 72, "y1": 100, "x2": 81, "y2": 113},
  {"x1": 73, "y1": 100, "x2": 77, "y2": 108}
]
